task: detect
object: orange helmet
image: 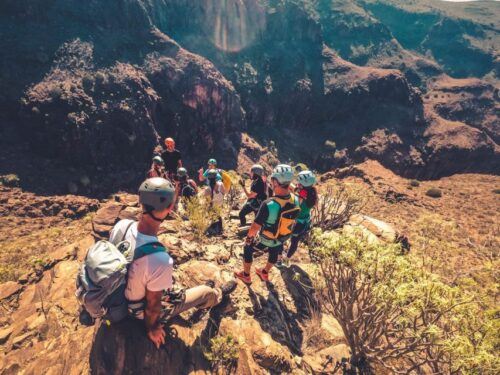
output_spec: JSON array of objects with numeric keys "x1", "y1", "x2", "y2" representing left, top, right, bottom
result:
[{"x1": 164, "y1": 137, "x2": 175, "y2": 147}]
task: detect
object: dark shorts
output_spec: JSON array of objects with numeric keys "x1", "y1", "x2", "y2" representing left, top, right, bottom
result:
[{"x1": 243, "y1": 241, "x2": 283, "y2": 264}]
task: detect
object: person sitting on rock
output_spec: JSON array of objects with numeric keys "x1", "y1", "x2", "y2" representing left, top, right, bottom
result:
[
  {"x1": 176, "y1": 167, "x2": 198, "y2": 199},
  {"x1": 109, "y1": 177, "x2": 236, "y2": 349},
  {"x1": 277, "y1": 170, "x2": 318, "y2": 268},
  {"x1": 234, "y1": 164, "x2": 299, "y2": 283},
  {"x1": 238, "y1": 164, "x2": 267, "y2": 227},
  {"x1": 198, "y1": 158, "x2": 222, "y2": 184},
  {"x1": 161, "y1": 137, "x2": 182, "y2": 181},
  {"x1": 147, "y1": 156, "x2": 168, "y2": 179}
]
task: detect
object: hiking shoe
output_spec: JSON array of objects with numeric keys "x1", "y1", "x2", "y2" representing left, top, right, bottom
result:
[
  {"x1": 234, "y1": 271, "x2": 252, "y2": 285},
  {"x1": 205, "y1": 280, "x2": 216, "y2": 288},
  {"x1": 275, "y1": 259, "x2": 284, "y2": 269},
  {"x1": 220, "y1": 280, "x2": 237, "y2": 296},
  {"x1": 255, "y1": 268, "x2": 270, "y2": 282},
  {"x1": 282, "y1": 257, "x2": 290, "y2": 268}
]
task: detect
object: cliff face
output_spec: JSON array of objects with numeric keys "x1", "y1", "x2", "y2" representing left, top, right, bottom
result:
[{"x1": 0, "y1": 0, "x2": 498, "y2": 189}]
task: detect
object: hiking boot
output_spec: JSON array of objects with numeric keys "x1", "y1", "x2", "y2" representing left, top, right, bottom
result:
[
  {"x1": 220, "y1": 280, "x2": 237, "y2": 297},
  {"x1": 234, "y1": 271, "x2": 252, "y2": 285},
  {"x1": 282, "y1": 257, "x2": 291, "y2": 268},
  {"x1": 275, "y1": 259, "x2": 284, "y2": 269},
  {"x1": 205, "y1": 280, "x2": 216, "y2": 289},
  {"x1": 255, "y1": 268, "x2": 269, "y2": 282}
]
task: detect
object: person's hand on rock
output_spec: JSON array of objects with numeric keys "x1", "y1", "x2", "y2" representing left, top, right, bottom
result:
[{"x1": 147, "y1": 324, "x2": 166, "y2": 349}]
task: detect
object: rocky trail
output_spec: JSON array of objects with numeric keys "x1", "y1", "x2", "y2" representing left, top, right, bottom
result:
[
  {"x1": 0, "y1": 161, "x2": 498, "y2": 374},
  {"x1": 0, "y1": 192, "x2": 343, "y2": 374}
]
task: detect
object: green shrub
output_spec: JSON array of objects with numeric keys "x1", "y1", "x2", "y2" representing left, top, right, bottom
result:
[
  {"x1": 0, "y1": 174, "x2": 20, "y2": 187},
  {"x1": 185, "y1": 196, "x2": 220, "y2": 240},
  {"x1": 426, "y1": 187, "x2": 442, "y2": 198},
  {"x1": 203, "y1": 334, "x2": 240, "y2": 372},
  {"x1": 409, "y1": 179, "x2": 420, "y2": 187},
  {"x1": 309, "y1": 229, "x2": 499, "y2": 374}
]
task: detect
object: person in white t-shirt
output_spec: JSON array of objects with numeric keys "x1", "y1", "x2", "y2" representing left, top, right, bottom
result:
[{"x1": 109, "y1": 177, "x2": 236, "y2": 349}]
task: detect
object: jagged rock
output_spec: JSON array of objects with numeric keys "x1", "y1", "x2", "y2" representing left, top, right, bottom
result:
[
  {"x1": 349, "y1": 214, "x2": 397, "y2": 243},
  {"x1": 89, "y1": 317, "x2": 210, "y2": 375},
  {"x1": 0, "y1": 326, "x2": 13, "y2": 345},
  {"x1": 0, "y1": 281, "x2": 22, "y2": 301},
  {"x1": 91, "y1": 203, "x2": 125, "y2": 239}
]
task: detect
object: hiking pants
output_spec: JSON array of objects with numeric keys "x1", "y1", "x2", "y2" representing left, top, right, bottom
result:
[
  {"x1": 239, "y1": 199, "x2": 261, "y2": 226},
  {"x1": 162, "y1": 285, "x2": 222, "y2": 321},
  {"x1": 244, "y1": 242, "x2": 283, "y2": 264},
  {"x1": 128, "y1": 285, "x2": 221, "y2": 321},
  {"x1": 286, "y1": 221, "x2": 310, "y2": 259}
]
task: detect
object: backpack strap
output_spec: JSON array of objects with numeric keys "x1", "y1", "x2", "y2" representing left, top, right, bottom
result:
[
  {"x1": 121, "y1": 221, "x2": 135, "y2": 242},
  {"x1": 133, "y1": 242, "x2": 167, "y2": 260}
]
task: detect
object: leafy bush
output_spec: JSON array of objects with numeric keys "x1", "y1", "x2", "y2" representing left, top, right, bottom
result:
[
  {"x1": 0, "y1": 174, "x2": 20, "y2": 187},
  {"x1": 409, "y1": 179, "x2": 420, "y2": 187},
  {"x1": 203, "y1": 334, "x2": 240, "y2": 372},
  {"x1": 426, "y1": 188, "x2": 442, "y2": 198},
  {"x1": 309, "y1": 229, "x2": 499, "y2": 374}
]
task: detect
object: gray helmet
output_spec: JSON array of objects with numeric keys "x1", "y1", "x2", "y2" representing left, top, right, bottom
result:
[
  {"x1": 208, "y1": 158, "x2": 217, "y2": 166},
  {"x1": 271, "y1": 164, "x2": 294, "y2": 185},
  {"x1": 177, "y1": 167, "x2": 187, "y2": 177},
  {"x1": 139, "y1": 177, "x2": 175, "y2": 212},
  {"x1": 251, "y1": 164, "x2": 264, "y2": 176},
  {"x1": 152, "y1": 156, "x2": 164, "y2": 165},
  {"x1": 206, "y1": 169, "x2": 218, "y2": 180},
  {"x1": 297, "y1": 170, "x2": 316, "y2": 187}
]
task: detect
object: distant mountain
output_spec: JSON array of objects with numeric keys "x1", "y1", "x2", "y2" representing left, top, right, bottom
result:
[{"x1": 0, "y1": 0, "x2": 498, "y2": 193}]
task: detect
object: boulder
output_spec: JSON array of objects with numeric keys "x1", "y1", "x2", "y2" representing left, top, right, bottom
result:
[{"x1": 0, "y1": 281, "x2": 22, "y2": 301}]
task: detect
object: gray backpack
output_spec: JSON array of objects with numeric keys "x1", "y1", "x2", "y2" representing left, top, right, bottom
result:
[{"x1": 75, "y1": 222, "x2": 166, "y2": 323}]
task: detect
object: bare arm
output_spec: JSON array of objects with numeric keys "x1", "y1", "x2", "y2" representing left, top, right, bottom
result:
[
  {"x1": 247, "y1": 222, "x2": 262, "y2": 240},
  {"x1": 145, "y1": 289, "x2": 165, "y2": 349}
]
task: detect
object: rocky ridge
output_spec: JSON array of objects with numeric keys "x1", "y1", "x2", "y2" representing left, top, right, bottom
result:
[{"x1": 0, "y1": 189, "x2": 406, "y2": 374}]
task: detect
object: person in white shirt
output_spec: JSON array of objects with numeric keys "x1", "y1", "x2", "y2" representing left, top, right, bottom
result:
[
  {"x1": 109, "y1": 177, "x2": 236, "y2": 348},
  {"x1": 202, "y1": 169, "x2": 226, "y2": 235}
]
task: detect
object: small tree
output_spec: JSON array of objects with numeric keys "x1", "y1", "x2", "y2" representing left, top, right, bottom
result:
[
  {"x1": 185, "y1": 196, "x2": 220, "y2": 240},
  {"x1": 310, "y1": 182, "x2": 366, "y2": 231},
  {"x1": 309, "y1": 229, "x2": 499, "y2": 374}
]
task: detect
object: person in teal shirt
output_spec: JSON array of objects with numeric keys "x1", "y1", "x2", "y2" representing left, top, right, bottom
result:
[
  {"x1": 277, "y1": 170, "x2": 318, "y2": 267},
  {"x1": 198, "y1": 158, "x2": 222, "y2": 184}
]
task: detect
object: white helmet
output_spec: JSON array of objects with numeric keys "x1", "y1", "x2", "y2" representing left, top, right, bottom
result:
[
  {"x1": 297, "y1": 170, "x2": 316, "y2": 187},
  {"x1": 251, "y1": 164, "x2": 264, "y2": 176},
  {"x1": 271, "y1": 164, "x2": 294, "y2": 185}
]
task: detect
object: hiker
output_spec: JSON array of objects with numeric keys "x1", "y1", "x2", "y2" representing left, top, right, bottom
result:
[
  {"x1": 203, "y1": 169, "x2": 226, "y2": 235},
  {"x1": 176, "y1": 167, "x2": 198, "y2": 199},
  {"x1": 234, "y1": 164, "x2": 300, "y2": 283},
  {"x1": 109, "y1": 177, "x2": 236, "y2": 348},
  {"x1": 161, "y1": 137, "x2": 182, "y2": 181},
  {"x1": 147, "y1": 156, "x2": 168, "y2": 179},
  {"x1": 277, "y1": 170, "x2": 318, "y2": 268},
  {"x1": 238, "y1": 164, "x2": 267, "y2": 226},
  {"x1": 198, "y1": 158, "x2": 221, "y2": 184}
]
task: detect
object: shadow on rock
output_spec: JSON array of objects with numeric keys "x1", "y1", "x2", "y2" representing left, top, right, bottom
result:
[
  {"x1": 89, "y1": 317, "x2": 211, "y2": 375},
  {"x1": 246, "y1": 283, "x2": 303, "y2": 355},
  {"x1": 279, "y1": 264, "x2": 319, "y2": 319}
]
